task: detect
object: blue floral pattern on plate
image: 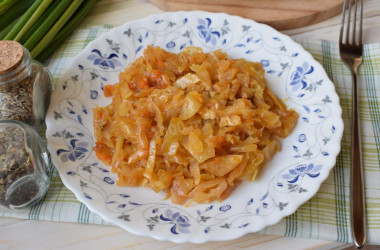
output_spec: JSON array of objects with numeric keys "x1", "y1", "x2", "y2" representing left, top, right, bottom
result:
[{"x1": 46, "y1": 11, "x2": 343, "y2": 244}]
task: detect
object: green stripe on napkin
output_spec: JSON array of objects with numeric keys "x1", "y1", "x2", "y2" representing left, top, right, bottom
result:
[{"x1": 1, "y1": 25, "x2": 379, "y2": 244}]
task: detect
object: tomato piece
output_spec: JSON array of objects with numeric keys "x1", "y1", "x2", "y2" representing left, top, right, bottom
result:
[{"x1": 103, "y1": 85, "x2": 114, "y2": 97}]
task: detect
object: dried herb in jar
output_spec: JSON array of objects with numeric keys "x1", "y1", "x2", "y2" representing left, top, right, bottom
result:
[
  {"x1": 0, "y1": 76, "x2": 34, "y2": 124},
  {"x1": 0, "y1": 125, "x2": 38, "y2": 207},
  {"x1": 0, "y1": 40, "x2": 52, "y2": 128}
]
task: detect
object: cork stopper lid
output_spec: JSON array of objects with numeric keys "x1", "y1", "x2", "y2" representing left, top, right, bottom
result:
[{"x1": 0, "y1": 40, "x2": 24, "y2": 75}]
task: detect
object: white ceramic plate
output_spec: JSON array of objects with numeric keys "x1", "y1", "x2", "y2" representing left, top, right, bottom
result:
[{"x1": 46, "y1": 11, "x2": 343, "y2": 243}]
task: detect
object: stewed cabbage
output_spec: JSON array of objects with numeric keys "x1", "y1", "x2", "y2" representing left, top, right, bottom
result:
[{"x1": 93, "y1": 46, "x2": 298, "y2": 205}]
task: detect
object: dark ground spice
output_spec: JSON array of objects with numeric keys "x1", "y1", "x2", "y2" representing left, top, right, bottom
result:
[{"x1": 0, "y1": 125, "x2": 38, "y2": 207}]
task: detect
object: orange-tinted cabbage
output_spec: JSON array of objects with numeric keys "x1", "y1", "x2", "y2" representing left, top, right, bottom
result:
[{"x1": 93, "y1": 46, "x2": 298, "y2": 205}]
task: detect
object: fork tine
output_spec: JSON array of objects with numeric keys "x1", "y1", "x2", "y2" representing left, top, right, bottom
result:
[
  {"x1": 359, "y1": 0, "x2": 363, "y2": 45},
  {"x1": 352, "y1": 0, "x2": 358, "y2": 44},
  {"x1": 346, "y1": 0, "x2": 352, "y2": 44},
  {"x1": 339, "y1": 0, "x2": 348, "y2": 45}
]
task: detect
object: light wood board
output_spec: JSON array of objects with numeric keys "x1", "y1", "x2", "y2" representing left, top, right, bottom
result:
[{"x1": 147, "y1": 0, "x2": 345, "y2": 30}]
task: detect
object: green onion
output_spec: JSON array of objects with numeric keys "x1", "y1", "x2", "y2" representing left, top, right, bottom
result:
[
  {"x1": 31, "y1": 0, "x2": 84, "y2": 58},
  {"x1": 19, "y1": 0, "x2": 62, "y2": 44},
  {"x1": 0, "y1": 0, "x2": 17, "y2": 9},
  {"x1": 0, "y1": 16, "x2": 20, "y2": 40},
  {"x1": 0, "y1": 0, "x2": 18, "y2": 16},
  {"x1": 0, "y1": 0, "x2": 34, "y2": 31},
  {"x1": 24, "y1": 0, "x2": 72, "y2": 51},
  {"x1": 37, "y1": 0, "x2": 98, "y2": 62},
  {"x1": 14, "y1": 0, "x2": 53, "y2": 41},
  {"x1": 1, "y1": 0, "x2": 99, "y2": 61},
  {"x1": 3, "y1": 0, "x2": 44, "y2": 40}
]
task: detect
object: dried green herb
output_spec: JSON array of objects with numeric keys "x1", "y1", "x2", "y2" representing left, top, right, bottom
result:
[
  {"x1": 0, "y1": 125, "x2": 38, "y2": 207},
  {"x1": 0, "y1": 69, "x2": 34, "y2": 124},
  {"x1": 0, "y1": 80, "x2": 33, "y2": 124}
]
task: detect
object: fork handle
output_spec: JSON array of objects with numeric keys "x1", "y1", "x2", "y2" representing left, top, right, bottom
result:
[{"x1": 351, "y1": 71, "x2": 366, "y2": 249}]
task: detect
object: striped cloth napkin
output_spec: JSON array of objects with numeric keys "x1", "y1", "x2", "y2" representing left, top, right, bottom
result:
[{"x1": 1, "y1": 25, "x2": 379, "y2": 245}]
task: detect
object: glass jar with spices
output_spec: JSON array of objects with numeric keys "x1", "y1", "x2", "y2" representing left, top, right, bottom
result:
[
  {"x1": 0, "y1": 40, "x2": 52, "y2": 128},
  {"x1": 0, "y1": 120, "x2": 50, "y2": 210}
]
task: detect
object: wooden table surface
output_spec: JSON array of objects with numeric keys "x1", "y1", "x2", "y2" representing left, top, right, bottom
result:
[{"x1": 1, "y1": 0, "x2": 380, "y2": 249}]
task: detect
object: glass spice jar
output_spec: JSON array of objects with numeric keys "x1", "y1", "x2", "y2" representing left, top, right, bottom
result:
[
  {"x1": 0, "y1": 40, "x2": 52, "y2": 128},
  {"x1": 0, "y1": 120, "x2": 50, "y2": 210}
]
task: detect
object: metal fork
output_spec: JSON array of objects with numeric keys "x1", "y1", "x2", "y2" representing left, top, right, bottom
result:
[{"x1": 339, "y1": 0, "x2": 366, "y2": 248}]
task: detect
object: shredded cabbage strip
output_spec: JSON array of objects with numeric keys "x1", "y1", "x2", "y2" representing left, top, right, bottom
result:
[{"x1": 93, "y1": 46, "x2": 298, "y2": 205}]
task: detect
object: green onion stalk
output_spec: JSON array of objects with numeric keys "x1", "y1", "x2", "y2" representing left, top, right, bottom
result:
[{"x1": 0, "y1": 0, "x2": 99, "y2": 61}]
